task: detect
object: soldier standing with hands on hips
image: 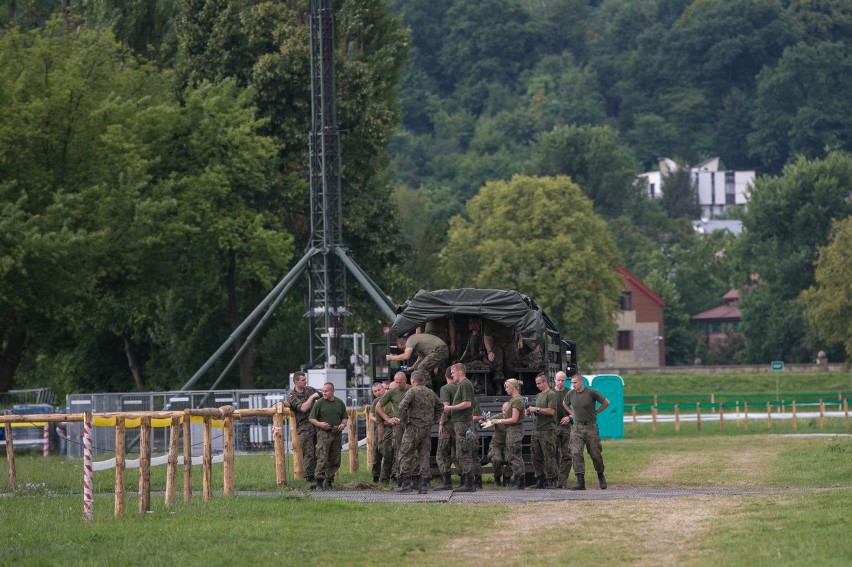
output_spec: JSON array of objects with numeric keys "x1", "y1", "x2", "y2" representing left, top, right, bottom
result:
[{"x1": 565, "y1": 372, "x2": 610, "y2": 490}]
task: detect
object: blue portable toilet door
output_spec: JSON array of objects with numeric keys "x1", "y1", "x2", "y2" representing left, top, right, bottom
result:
[{"x1": 589, "y1": 375, "x2": 624, "y2": 439}]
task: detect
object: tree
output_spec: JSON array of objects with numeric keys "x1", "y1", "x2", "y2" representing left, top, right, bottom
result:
[
  {"x1": 749, "y1": 41, "x2": 852, "y2": 172},
  {"x1": 531, "y1": 125, "x2": 641, "y2": 218},
  {"x1": 801, "y1": 217, "x2": 852, "y2": 359},
  {"x1": 661, "y1": 163, "x2": 701, "y2": 220},
  {"x1": 732, "y1": 151, "x2": 852, "y2": 362},
  {"x1": 438, "y1": 175, "x2": 622, "y2": 367}
]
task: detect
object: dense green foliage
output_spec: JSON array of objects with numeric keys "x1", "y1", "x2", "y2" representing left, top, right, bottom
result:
[{"x1": 2, "y1": 0, "x2": 852, "y2": 398}]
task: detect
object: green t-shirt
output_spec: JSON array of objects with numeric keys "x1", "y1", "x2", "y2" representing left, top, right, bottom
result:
[
  {"x1": 554, "y1": 387, "x2": 570, "y2": 420},
  {"x1": 450, "y1": 378, "x2": 474, "y2": 422},
  {"x1": 504, "y1": 396, "x2": 525, "y2": 426},
  {"x1": 405, "y1": 333, "x2": 446, "y2": 355},
  {"x1": 371, "y1": 398, "x2": 386, "y2": 425},
  {"x1": 440, "y1": 382, "x2": 458, "y2": 405},
  {"x1": 533, "y1": 389, "x2": 558, "y2": 431},
  {"x1": 379, "y1": 384, "x2": 411, "y2": 416},
  {"x1": 567, "y1": 387, "x2": 607, "y2": 424},
  {"x1": 308, "y1": 396, "x2": 347, "y2": 427}
]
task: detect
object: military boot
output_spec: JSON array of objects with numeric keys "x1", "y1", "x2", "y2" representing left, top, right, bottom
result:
[
  {"x1": 493, "y1": 472, "x2": 502, "y2": 486},
  {"x1": 396, "y1": 475, "x2": 413, "y2": 493},
  {"x1": 598, "y1": 472, "x2": 608, "y2": 489},
  {"x1": 474, "y1": 474, "x2": 483, "y2": 489},
  {"x1": 324, "y1": 478, "x2": 333, "y2": 490},
  {"x1": 534, "y1": 476, "x2": 546, "y2": 489},
  {"x1": 435, "y1": 473, "x2": 453, "y2": 490},
  {"x1": 546, "y1": 477, "x2": 558, "y2": 488},
  {"x1": 313, "y1": 478, "x2": 324, "y2": 491},
  {"x1": 306, "y1": 475, "x2": 317, "y2": 490},
  {"x1": 512, "y1": 475, "x2": 524, "y2": 490},
  {"x1": 570, "y1": 473, "x2": 586, "y2": 490},
  {"x1": 418, "y1": 477, "x2": 430, "y2": 494},
  {"x1": 454, "y1": 474, "x2": 476, "y2": 493},
  {"x1": 503, "y1": 475, "x2": 511, "y2": 487}
]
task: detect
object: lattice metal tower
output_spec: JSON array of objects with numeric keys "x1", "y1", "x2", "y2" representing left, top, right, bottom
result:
[{"x1": 307, "y1": 0, "x2": 346, "y2": 367}]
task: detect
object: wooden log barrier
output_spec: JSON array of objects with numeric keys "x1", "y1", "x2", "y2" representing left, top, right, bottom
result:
[
  {"x1": 139, "y1": 416, "x2": 151, "y2": 514},
  {"x1": 348, "y1": 409, "x2": 358, "y2": 473},
  {"x1": 223, "y1": 416, "x2": 235, "y2": 496},
  {"x1": 273, "y1": 403, "x2": 286, "y2": 487},
  {"x1": 202, "y1": 416, "x2": 212, "y2": 502},
  {"x1": 183, "y1": 409, "x2": 192, "y2": 504},
  {"x1": 291, "y1": 414, "x2": 303, "y2": 479},
  {"x1": 115, "y1": 418, "x2": 126, "y2": 516},
  {"x1": 365, "y1": 407, "x2": 374, "y2": 471},
  {"x1": 165, "y1": 416, "x2": 180, "y2": 507},
  {"x1": 5, "y1": 423, "x2": 16, "y2": 492}
]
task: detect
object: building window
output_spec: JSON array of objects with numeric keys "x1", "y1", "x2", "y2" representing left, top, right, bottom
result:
[
  {"x1": 620, "y1": 291, "x2": 633, "y2": 310},
  {"x1": 725, "y1": 172, "x2": 736, "y2": 205},
  {"x1": 617, "y1": 331, "x2": 632, "y2": 350},
  {"x1": 649, "y1": 182, "x2": 656, "y2": 198}
]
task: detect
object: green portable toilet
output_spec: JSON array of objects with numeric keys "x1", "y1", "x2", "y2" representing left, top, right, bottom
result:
[{"x1": 590, "y1": 374, "x2": 624, "y2": 439}]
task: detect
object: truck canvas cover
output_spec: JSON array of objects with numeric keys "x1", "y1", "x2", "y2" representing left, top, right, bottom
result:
[{"x1": 390, "y1": 288, "x2": 559, "y2": 341}]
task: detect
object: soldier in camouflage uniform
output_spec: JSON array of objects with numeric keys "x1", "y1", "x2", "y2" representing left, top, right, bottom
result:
[
  {"x1": 526, "y1": 373, "x2": 559, "y2": 488},
  {"x1": 566, "y1": 372, "x2": 610, "y2": 490},
  {"x1": 308, "y1": 382, "x2": 348, "y2": 490},
  {"x1": 387, "y1": 334, "x2": 449, "y2": 391},
  {"x1": 396, "y1": 371, "x2": 444, "y2": 494},
  {"x1": 369, "y1": 381, "x2": 387, "y2": 482},
  {"x1": 287, "y1": 371, "x2": 320, "y2": 487},
  {"x1": 552, "y1": 371, "x2": 573, "y2": 488},
  {"x1": 374, "y1": 371, "x2": 410, "y2": 486},
  {"x1": 442, "y1": 363, "x2": 477, "y2": 492},
  {"x1": 377, "y1": 381, "x2": 397, "y2": 482},
  {"x1": 488, "y1": 401, "x2": 509, "y2": 486},
  {"x1": 492, "y1": 378, "x2": 526, "y2": 489},
  {"x1": 435, "y1": 367, "x2": 458, "y2": 490},
  {"x1": 483, "y1": 320, "x2": 520, "y2": 388}
]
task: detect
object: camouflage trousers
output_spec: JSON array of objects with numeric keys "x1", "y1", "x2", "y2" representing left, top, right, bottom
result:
[
  {"x1": 555, "y1": 423, "x2": 573, "y2": 483},
  {"x1": 489, "y1": 425, "x2": 508, "y2": 478},
  {"x1": 531, "y1": 428, "x2": 558, "y2": 479},
  {"x1": 452, "y1": 421, "x2": 477, "y2": 476},
  {"x1": 505, "y1": 425, "x2": 525, "y2": 478},
  {"x1": 370, "y1": 426, "x2": 382, "y2": 478},
  {"x1": 489, "y1": 339, "x2": 518, "y2": 382},
  {"x1": 399, "y1": 424, "x2": 432, "y2": 478},
  {"x1": 314, "y1": 428, "x2": 342, "y2": 481},
  {"x1": 569, "y1": 422, "x2": 604, "y2": 475},
  {"x1": 296, "y1": 425, "x2": 317, "y2": 479},
  {"x1": 436, "y1": 423, "x2": 456, "y2": 475},
  {"x1": 411, "y1": 345, "x2": 449, "y2": 390},
  {"x1": 380, "y1": 425, "x2": 397, "y2": 480}
]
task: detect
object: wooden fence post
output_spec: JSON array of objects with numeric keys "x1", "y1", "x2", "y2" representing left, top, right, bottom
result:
[
  {"x1": 139, "y1": 416, "x2": 151, "y2": 514},
  {"x1": 845, "y1": 399, "x2": 849, "y2": 429},
  {"x1": 766, "y1": 401, "x2": 772, "y2": 429},
  {"x1": 223, "y1": 416, "x2": 235, "y2": 496},
  {"x1": 792, "y1": 401, "x2": 797, "y2": 432},
  {"x1": 114, "y1": 418, "x2": 126, "y2": 516},
  {"x1": 202, "y1": 416, "x2": 212, "y2": 502},
  {"x1": 183, "y1": 409, "x2": 192, "y2": 503},
  {"x1": 632, "y1": 406, "x2": 637, "y2": 433},
  {"x1": 744, "y1": 402, "x2": 749, "y2": 431},
  {"x1": 348, "y1": 409, "x2": 359, "y2": 473},
  {"x1": 652, "y1": 405, "x2": 657, "y2": 434},
  {"x1": 165, "y1": 416, "x2": 180, "y2": 507},
  {"x1": 674, "y1": 404, "x2": 680, "y2": 433},
  {"x1": 696, "y1": 403, "x2": 701, "y2": 432},
  {"x1": 273, "y1": 403, "x2": 286, "y2": 487},
  {"x1": 365, "y1": 407, "x2": 374, "y2": 471},
  {"x1": 5, "y1": 423, "x2": 16, "y2": 492},
  {"x1": 291, "y1": 414, "x2": 303, "y2": 479},
  {"x1": 719, "y1": 403, "x2": 724, "y2": 432},
  {"x1": 819, "y1": 400, "x2": 826, "y2": 430}
]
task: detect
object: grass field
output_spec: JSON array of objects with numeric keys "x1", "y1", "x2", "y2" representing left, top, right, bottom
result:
[{"x1": 3, "y1": 434, "x2": 851, "y2": 566}]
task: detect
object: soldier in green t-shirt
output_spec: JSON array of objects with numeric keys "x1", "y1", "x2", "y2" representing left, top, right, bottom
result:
[
  {"x1": 369, "y1": 381, "x2": 387, "y2": 483},
  {"x1": 375, "y1": 371, "x2": 411, "y2": 486},
  {"x1": 526, "y1": 373, "x2": 559, "y2": 488},
  {"x1": 491, "y1": 378, "x2": 526, "y2": 489},
  {"x1": 553, "y1": 371, "x2": 573, "y2": 488},
  {"x1": 435, "y1": 367, "x2": 459, "y2": 490},
  {"x1": 565, "y1": 372, "x2": 610, "y2": 490},
  {"x1": 442, "y1": 363, "x2": 477, "y2": 492},
  {"x1": 308, "y1": 382, "x2": 348, "y2": 490}
]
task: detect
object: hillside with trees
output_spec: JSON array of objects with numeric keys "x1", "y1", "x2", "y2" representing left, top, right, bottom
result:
[{"x1": 1, "y1": 0, "x2": 851, "y2": 396}]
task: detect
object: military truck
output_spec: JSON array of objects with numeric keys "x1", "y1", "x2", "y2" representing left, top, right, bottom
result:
[{"x1": 373, "y1": 288, "x2": 577, "y2": 479}]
